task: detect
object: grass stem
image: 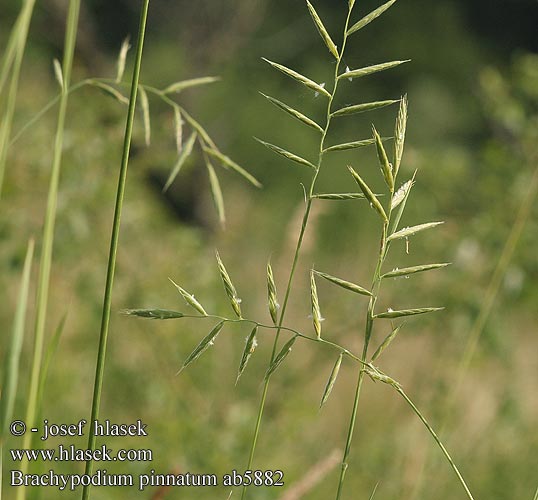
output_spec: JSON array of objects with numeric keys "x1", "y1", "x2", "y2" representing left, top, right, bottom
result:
[{"x1": 81, "y1": 1, "x2": 151, "y2": 498}]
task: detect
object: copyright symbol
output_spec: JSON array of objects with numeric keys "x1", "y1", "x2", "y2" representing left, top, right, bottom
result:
[{"x1": 10, "y1": 421, "x2": 26, "y2": 436}]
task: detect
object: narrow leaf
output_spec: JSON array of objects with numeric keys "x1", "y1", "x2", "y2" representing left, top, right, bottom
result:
[
  {"x1": 312, "y1": 192, "x2": 367, "y2": 200},
  {"x1": 205, "y1": 159, "x2": 226, "y2": 227},
  {"x1": 381, "y1": 263, "x2": 450, "y2": 279},
  {"x1": 390, "y1": 171, "x2": 417, "y2": 234},
  {"x1": 115, "y1": 37, "x2": 131, "y2": 83},
  {"x1": 138, "y1": 85, "x2": 151, "y2": 146},
  {"x1": 332, "y1": 100, "x2": 398, "y2": 117},
  {"x1": 89, "y1": 81, "x2": 129, "y2": 105},
  {"x1": 178, "y1": 321, "x2": 224, "y2": 373},
  {"x1": 267, "y1": 262, "x2": 279, "y2": 325},
  {"x1": 320, "y1": 353, "x2": 343, "y2": 408},
  {"x1": 348, "y1": 166, "x2": 388, "y2": 222},
  {"x1": 169, "y1": 278, "x2": 208, "y2": 316},
  {"x1": 163, "y1": 76, "x2": 220, "y2": 94},
  {"x1": 260, "y1": 92, "x2": 323, "y2": 132},
  {"x1": 0, "y1": 239, "x2": 34, "y2": 437},
  {"x1": 394, "y1": 94, "x2": 408, "y2": 175},
  {"x1": 174, "y1": 107, "x2": 183, "y2": 153},
  {"x1": 262, "y1": 58, "x2": 331, "y2": 97},
  {"x1": 373, "y1": 125, "x2": 393, "y2": 191},
  {"x1": 388, "y1": 222, "x2": 444, "y2": 242},
  {"x1": 347, "y1": 0, "x2": 399, "y2": 35},
  {"x1": 163, "y1": 131, "x2": 197, "y2": 192},
  {"x1": 255, "y1": 137, "x2": 316, "y2": 170},
  {"x1": 123, "y1": 309, "x2": 184, "y2": 320},
  {"x1": 338, "y1": 60, "x2": 410, "y2": 80},
  {"x1": 371, "y1": 324, "x2": 404, "y2": 361},
  {"x1": 310, "y1": 271, "x2": 322, "y2": 339},
  {"x1": 323, "y1": 138, "x2": 376, "y2": 152},
  {"x1": 52, "y1": 59, "x2": 63, "y2": 89},
  {"x1": 204, "y1": 146, "x2": 262, "y2": 188},
  {"x1": 375, "y1": 307, "x2": 444, "y2": 319},
  {"x1": 264, "y1": 335, "x2": 298, "y2": 380},
  {"x1": 216, "y1": 251, "x2": 242, "y2": 318},
  {"x1": 314, "y1": 270, "x2": 372, "y2": 296},
  {"x1": 306, "y1": 0, "x2": 339, "y2": 58},
  {"x1": 237, "y1": 326, "x2": 258, "y2": 383}
]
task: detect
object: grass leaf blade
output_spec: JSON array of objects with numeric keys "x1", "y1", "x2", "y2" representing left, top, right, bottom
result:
[
  {"x1": 306, "y1": 0, "x2": 339, "y2": 58},
  {"x1": 115, "y1": 36, "x2": 131, "y2": 83},
  {"x1": 205, "y1": 159, "x2": 226, "y2": 227},
  {"x1": 373, "y1": 125, "x2": 393, "y2": 191},
  {"x1": 310, "y1": 270, "x2": 322, "y2": 339},
  {"x1": 255, "y1": 137, "x2": 316, "y2": 170},
  {"x1": 312, "y1": 192, "x2": 367, "y2": 200},
  {"x1": 347, "y1": 0, "x2": 398, "y2": 35},
  {"x1": 320, "y1": 353, "x2": 343, "y2": 408},
  {"x1": 138, "y1": 85, "x2": 151, "y2": 146},
  {"x1": 323, "y1": 138, "x2": 376, "y2": 152},
  {"x1": 216, "y1": 251, "x2": 242, "y2": 318},
  {"x1": 371, "y1": 324, "x2": 404, "y2": 361},
  {"x1": 267, "y1": 262, "x2": 279, "y2": 325},
  {"x1": 393, "y1": 95, "x2": 408, "y2": 176}
]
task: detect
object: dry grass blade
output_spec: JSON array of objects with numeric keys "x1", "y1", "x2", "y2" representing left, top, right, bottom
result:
[
  {"x1": 123, "y1": 309, "x2": 185, "y2": 320},
  {"x1": 237, "y1": 326, "x2": 258, "y2": 383},
  {"x1": 387, "y1": 221, "x2": 444, "y2": 242},
  {"x1": 204, "y1": 146, "x2": 262, "y2": 188},
  {"x1": 138, "y1": 85, "x2": 151, "y2": 146},
  {"x1": 169, "y1": 278, "x2": 208, "y2": 316},
  {"x1": 0, "y1": 239, "x2": 34, "y2": 439},
  {"x1": 371, "y1": 324, "x2": 403, "y2": 361},
  {"x1": 310, "y1": 271, "x2": 322, "y2": 339},
  {"x1": 88, "y1": 80, "x2": 129, "y2": 105},
  {"x1": 163, "y1": 76, "x2": 220, "y2": 94},
  {"x1": 306, "y1": 0, "x2": 339, "y2": 58},
  {"x1": 312, "y1": 192, "x2": 367, "y2": 200},
  {"x1": 216, "y1": 251, "x2": 242, "y2": 318},
  {"x1": 264, "y1": 335, "x2": 298, "y2": 381},
  {"x1": 347, "y1": 0, "x2": 398, "y2": 36},
  {"x1": 255, "y1": 137, "x2": 316, "y2": 170},
  {"x1": 339, "y1": 60, "x2": 409, "y2": 80},
  {"x1": 178, "y1": 321, "x2": 225, "y2": 374},
  {"x1": 348, "y1": 166, "x2": 388, "y2": 222},
  {"x1": 375, "y1": 307, "x2": 444, "y2": 319},
  {"x1": 115, "y1": 37, "x2": 131, "y2": 83},
  {"x1": 381, "y1": 263, "x2": 450, "y2": 279},
  {"x1": 373, "y1": 125, "x2": 393, "y2": 191},
  {"x1": 314, "y1": 270, "x2": 372, "y2": 296},
  {"x1": 260, "y1": 92, "x2": 323, "y2": 133},
  {"x1": 333, "y1": 100, "x2": 398, "y2": 117},
  {"x1": 393, "y1": 95, "x2": 407, "y2": 175},
  {"x1": 262, "y1": 58, "x2": 330, "y2": 97},
  {"x1": 52, "y1": 59, "x2": 63, "y2": 89},
  {"x1": 323, "y1": 138, "x2": 376, "y2": 152},
  {"x1": 267, "y1": 262, "x2": 279, "y2": 325},
  {"x1": 205, "y1": 159, "x2": 226, "y2": 227},
  {"x1": 320, "y1": 353, "x2": 343, "y2": 408},
  {"x1": 163, "y1": 130, "x2": 197, "y2": 192}
]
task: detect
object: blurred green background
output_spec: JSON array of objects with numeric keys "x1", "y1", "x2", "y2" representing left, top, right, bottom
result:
[{"x1": 1, "y1": 0, "x2": 537, "y2": 498}]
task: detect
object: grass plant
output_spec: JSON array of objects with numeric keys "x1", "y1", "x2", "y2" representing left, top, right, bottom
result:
[{"x1": 127, "y1": 1, "x2": 476, "y2": 498}]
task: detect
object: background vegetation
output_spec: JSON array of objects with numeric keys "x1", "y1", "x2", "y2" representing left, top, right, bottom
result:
[{"x1": 1, "y1": 0, "x2": 537, "y2": 498}]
